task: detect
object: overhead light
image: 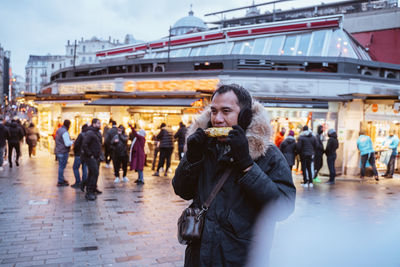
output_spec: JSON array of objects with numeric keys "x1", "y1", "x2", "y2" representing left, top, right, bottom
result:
[{"x1": 204, "y1": 62, "x2": 210, "y2": 66}]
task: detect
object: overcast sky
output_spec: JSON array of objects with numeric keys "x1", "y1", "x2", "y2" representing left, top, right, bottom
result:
[{"x1": 1, "y1": 0, "x2": 345, "y2": 76}]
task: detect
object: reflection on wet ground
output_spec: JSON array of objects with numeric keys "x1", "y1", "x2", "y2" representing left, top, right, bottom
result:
[{"x1": 0, "y1": 148, "x2": 399, "y2": 266}]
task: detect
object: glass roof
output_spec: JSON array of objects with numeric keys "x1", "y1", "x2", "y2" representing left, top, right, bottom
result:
[{"x1": 143, "y1": 28, "x2": 371, "y2": 61}]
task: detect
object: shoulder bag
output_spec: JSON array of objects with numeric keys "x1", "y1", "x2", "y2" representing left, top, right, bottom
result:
[{"x1": 177, "y1": 169, "x2": 232, "y2": 245}]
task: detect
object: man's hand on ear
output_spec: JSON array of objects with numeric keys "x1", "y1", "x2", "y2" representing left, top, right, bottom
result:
[{"x1": 227, "y1": 125, "x2": 253, "y2": 171}]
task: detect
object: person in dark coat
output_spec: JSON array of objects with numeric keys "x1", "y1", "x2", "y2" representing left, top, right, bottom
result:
[
  {"x1": 26, "y1": 123, "x2": 40, "y2": 157},
  {"x1": 325, "y1": 129, "x2": 339, "y2": 184},
  {"x1": 280, "y1": 130, "x2": 297, "y2": 170},
  {"x1": 71, "y1": 124, "x2": 88, "y2": 188},
  {"x1": 296, "y1": 125, "x2": 317, "y2": 187},
  {"x1": 129, "y1": 126, "x2": 146, "y2": 184},
  {"x1": 0, "y1": 117, "x2": 8, "y2": 171},
  {"x1": 112, "y1": 125, "x2": 129, "y2": 183},
  {"x1": 81, "y1": 118, "x2": 103, "y2": 201},
  {"x1": 172, "y1": 84, "x2": 296, "y2": 267},
  {"x1": 313, "y1": 125, "x2": 324, "y2": 182},
  {"x1": 6, "y1": 119, "x2": 24, "y2": 168},
  {"x1": 104, "y1": 120, "x2": 117, "y2": 168},
  {"x1": 153, "y1": 123, "x2": 173, "y2": 177},
  {"x1": 174, "y1": 122, "x2": 187, "y2": 160}
]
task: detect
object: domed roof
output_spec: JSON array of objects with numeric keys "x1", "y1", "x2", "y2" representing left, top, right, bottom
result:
[{"x1": 172, "y1": 10, "x2": 207, "y2": 31}]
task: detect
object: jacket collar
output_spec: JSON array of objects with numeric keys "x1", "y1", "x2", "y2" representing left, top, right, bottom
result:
[{"x1": 186, "y1": 100, "x2": 272, "y2": 160}]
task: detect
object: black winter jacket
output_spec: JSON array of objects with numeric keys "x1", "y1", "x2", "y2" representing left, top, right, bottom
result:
[
  {"x1": 174, "y1": 125, "x2": 187, "y2": 147},
  {"x1": 105, "y1": 126, "x2": 118, "y2": 147},
  {"x1": 0, "y1": 124, "x2": 8, "y2": 147},
  {"x1": 296, "y1": 130, "x2": 317, "y2": 157},
  {"x1": 325, "y1": 132, "x2": 339, "y2": 156},
  {"x1": 315, "y1": 133, "x2": 324, "y2": 156},
  {"x1": 73, "y1": 128, "x2": 88, "y2": 156},
  {"x1": 111, "y1": 133, "x2": 128, "y2": 157},
  {"x1": 157, "y1": 127, "x2": 173, "y2": 148},
  {"x1": 7, "y1": 122, "x2": 24, "y2": 144},
  {"x1": 172, "y1": 102, "x2": 296, "y2": 267},
  {"x1": 280, "y1": 136, "x2": 297, "y2": 166},
  {"x1": 81, "y1": 126, "x2": 103, "y2": 160}
]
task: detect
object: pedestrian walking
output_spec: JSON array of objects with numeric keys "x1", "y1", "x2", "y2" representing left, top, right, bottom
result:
[
  {"x1": 381, "y1": 130, "x2": 399, "y2": 178},
  {"x1": 325, "y1": 129, "x2": 339, "y2": 184},
  {"x1": 357, "y1": 130, "x2": 379, "y2": 181},
  {"x1": 172, "y1": 84, "x2": 296, "y2": 266},
  {"x1": 313, "y1": 125, "x2": 325, "y2": 183},
  {"x1": 0, "y1": 117, "x2": 7, "y2": 171},
  {"x1": 112, "y1": 125, "x2": 129, "y2": 183},
  {"x1": 280, "y1": 130, "x2": 297, "y2": 170},
  {"x1": 274, "y1": 127, "x2": 286, "y2": 148},
  {"x1": 297, "y1": 125, "x2": 317, "y2": 187},
  {"x1": 55, "y1": 119, "x2": 73, "y2": 186},
  {"x1": 81, "y1": 118, "x2": 103, "y2": 201},
  {"x1": 151, "y1": 135, "x2": 160, "y2": 170},
  {"x1": 26, "y1": 123, "x2": 40, "y2": 157},
  {"x1": 104, "y1": 120, "x2": 118, "y2": 168},
  {"x1": 174, "y1": 122, "x2": 187, "y2": 160},
  {"x1": 153, "y1": 123, "x2": 173, "y2": 177},
  {"x1": 71, "y1": 124, "x2": 88, "y2": 189},
  {"x1": 129, "y1": 126, "x2": 146, "y2": 184},
  {"x1": 6, "y1": 119, "x2": 24, "y2": 168}
]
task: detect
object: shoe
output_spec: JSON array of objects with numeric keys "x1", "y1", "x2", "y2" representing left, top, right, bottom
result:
[
  {"x1": 301, "y1": 183, "x2": 308, "y2": 188},
  {"x1": 313, "y1": 177, "x2": 322, "y2": 183},
  {"x1": 308, "y1": 183, "x2": 314, "y2": 188},
  {"x1": 62, "y1": 180, "x2": 69, "y2": 185},
  {"x1": 164, "y1": 172, "x2": 168, "y2": 177},
  {"x1": 80, "y1": 180, "x2": 87, "y2": 192},
  {"x1": 137, "y1": 180, "x2": 144, "y2": 185},
  {"x1": 326, "y1": 180, "x2": 335, "y2": 185},
  {"x1": 122, "y1": 177, "x2": 129, "y2": 182},
  {"x1": 168, "y1": 168, "x2": 173, "y2": 173},
  {"x1": 385, "y1": 175, "x2": 393, "y2": 178},
  {"x1": 57, "y1": 181, "x2": 69, "y2": 187},
  {"x1": 85, "y1": 193, "x2": 97, "y2": 201},
  {"x1": 153, "y1": 172, "x2": 160, "y2": 177},
  {"x1": 95, "y1": 188, "x2": 102, "y2": 194},
  {"x1": 382, "y1": 174, "x2": 389, "y2": 177},
  {"x1": 375, "y1": 176, "x2": 379, "y2": 181},
  {"x1": 114, "y1": 177, "x2": 120, "y2": 183},
  {"x1": 15, "y1": 161, "x2": 19, "y2": 167},
  {"x1": 0, "y1": 167, "x2": 3, "y2": 171},
  {"x1": 71, "y1": 183, "x2": 81, "y2": 189}
]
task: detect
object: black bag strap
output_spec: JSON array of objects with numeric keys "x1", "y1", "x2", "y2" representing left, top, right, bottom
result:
[{"x1": 203, "y1": 169, "x2": 232, "y2": 210}]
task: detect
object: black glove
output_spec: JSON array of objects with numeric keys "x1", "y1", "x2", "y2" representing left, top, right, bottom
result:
[
  {"x1": 186, "y1": 128, "x2": 207, "y2": 163},
  {"x1": 227, "y1": 125, "x2": 253, "y2": 171}
]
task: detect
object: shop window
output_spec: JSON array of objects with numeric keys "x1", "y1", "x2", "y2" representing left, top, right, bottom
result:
[
  {"x1": 222, "y1": 42, "x2": 234, "y2": 54},
  {"x1": 232, "y1": 41, "x2": 243, "y2": 54},
  {"x1": 206, "y1": 44, "x2": 219, "y2": 55},
  {"x1": 190, "y1": 47, "x2": 201, "y2": 57},
  {"x1": 170, "y1": 50, "x2": 179, "y2": 57},
  {"x1": 281, "y1": 35, "x2": 297, "y2": 55},
  {"x1": 242, "y1": 40, "x2": 254, "y2": 54},
  {"x1": 178, "y1": 48, "x2": 191, "y2": 57},
  {"x1": 198, "y1": 46, "x2": 208, "y2": 56},
  {"x1": 296, "y1": 33, "x2": 311, "y2": 56},
  {"x1": 268, "y1": 35, "x2": 285, "y2": 55},
  {"x1": 309, "y1": 30, "x2": 327, "y2": 56},
  {"x1": 252, "y1": 38, "x2": 267, "y2": 55}
]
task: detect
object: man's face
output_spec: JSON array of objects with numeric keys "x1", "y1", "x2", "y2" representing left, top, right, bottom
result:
[
  {"x1": 210, "y1": 91, "x2": 240, "y2": 128},
  {"x1": 94, "y1": 120, "x2": 101, "y2": 129}
]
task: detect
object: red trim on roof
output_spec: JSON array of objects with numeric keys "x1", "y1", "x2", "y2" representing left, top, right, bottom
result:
[
  {"x1": 149, "y1": 42, "x2": 165, "y2": 48},
  {"x1": 96, "y1": 52, "x2": 106, "y2": 57},
  {"x1": 310, "y1": 20, "x2": 339, "y2": 28},
  {"x1": 204, "y1": 33, "x2": 225, "y2": 40},
  {"x1": 107, "y1": 48, "x2": 134, "y2": 55},
  {"x1": 227, "y1": 30, "x2": 249, "y2": 37},
  {"x1": 170, "y1": 36, "x2": 203, "y2": 45},
  {"x1": 134, "y1": 45, "x2": 148, "y2": 51}
]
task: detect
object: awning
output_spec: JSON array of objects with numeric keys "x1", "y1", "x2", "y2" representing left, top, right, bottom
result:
[{"x1": 86, "y1": 98, "x2": 200, "y2": 107}]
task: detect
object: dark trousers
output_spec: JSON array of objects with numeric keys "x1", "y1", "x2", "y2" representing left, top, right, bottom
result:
[
  {"x1": 28, "y1": 145, "x2": 36, "y2": 157},
  {"x1": 300, "y1": 155, "x2": 313, "y2": 183},
  {"x1": 152, "y1": 147, "x2": 159, "y2": 170},
  {"x1": 86, "y1": 157, "x2": 100, "y2": 193},
  {"x1": 8, "y1": 142, "x2": 20, "y2": 164},
  {"x1": 157, "y1": 147, "x2": 173, "y2": 173},
  {"x1": 104, "y1": 145, "x2": 111, "y2": 164},
  {"x1": 113, "y1": 155, "x2": 128, "y2": 177},
  {"x1": 314, "y1": 154, "x2": 323, "y2": 178},
  {"x1": 385, "y1": 154, "x2": 396, "y2": 176},
  {"x1": 178, "y1": 145, "x2": 184, "y2": 160},
  {"x1": 327, "y1": 155, "x2": 336, "y2": 181},
  {"x1": 360, "y1": 153, "x2": 378, "y2": 177}
]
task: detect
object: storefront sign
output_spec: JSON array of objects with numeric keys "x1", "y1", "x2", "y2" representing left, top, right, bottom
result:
[
  {"x1": 59, "y1": 82, "x2": 115, "y2": 94},
  {"x1": 124, "y1": 79, "x2": 219, "y2": 92}
]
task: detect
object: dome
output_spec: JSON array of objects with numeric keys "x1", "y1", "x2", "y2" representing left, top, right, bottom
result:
[{"x1": 171, "y1": 10, "x2": 208, "y2": 36}]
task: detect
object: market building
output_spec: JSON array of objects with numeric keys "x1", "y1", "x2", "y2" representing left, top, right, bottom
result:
[{"x1": 32, "y1": 3, "x2": 400, "y2": 176}]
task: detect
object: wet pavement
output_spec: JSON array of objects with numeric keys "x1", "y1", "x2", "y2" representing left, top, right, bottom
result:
[{"x1": 0, "y1": 148, "x2": 399, "y2": 267}]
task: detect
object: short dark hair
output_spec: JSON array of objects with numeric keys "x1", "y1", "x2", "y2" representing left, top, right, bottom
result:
[
  {"x1": 160, "y1": 122, "x2": 166, "y2": 128},
  {"x1": 111, "y1": 120, "x2": 117, "y2": 126},
  {"x1": 211, "y1": 84, "x2": 252, "y2": 110},
  {"x1": 63, "y1": 119, "x2": 71, "y2": 128},
  {"x1": 303, "y1": 125, "x2": 309, "y2": 131},
  {"x1": 92, "y1": 118, "x2": 100, "y2": 125}
]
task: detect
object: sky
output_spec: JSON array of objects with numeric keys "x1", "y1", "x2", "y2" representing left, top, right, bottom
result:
[{"x1": 0, "y1": 0, "x2": 348, "y2": 76}]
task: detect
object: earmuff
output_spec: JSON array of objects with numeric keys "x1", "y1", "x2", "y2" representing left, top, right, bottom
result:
[{"x1": 238, "y1": 106, "x2": 253, "y2": 132}]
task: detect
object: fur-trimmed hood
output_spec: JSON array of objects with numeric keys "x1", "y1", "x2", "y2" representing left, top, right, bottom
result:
[{"x1": 186, "y1": 100, "x2": 272, "y2": 160}]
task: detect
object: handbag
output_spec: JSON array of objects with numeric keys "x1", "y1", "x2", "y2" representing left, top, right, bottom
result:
[{"x1": 177, "y1": 169, "x2": 232, "y2": 245}]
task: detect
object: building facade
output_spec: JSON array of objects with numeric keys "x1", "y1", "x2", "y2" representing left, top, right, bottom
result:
[{"x1": 0, "y1": 46, "x2": 11, "y2": 106}]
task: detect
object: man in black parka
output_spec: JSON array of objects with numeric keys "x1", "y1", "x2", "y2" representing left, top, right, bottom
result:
[{"x1": 172, "y1": 84, "x2": 296, "y2": 267}]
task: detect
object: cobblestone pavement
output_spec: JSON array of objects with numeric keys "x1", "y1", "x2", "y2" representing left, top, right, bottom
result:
[{"x1": 0, "y1": 148, "x2": 400, "y2": 267}]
